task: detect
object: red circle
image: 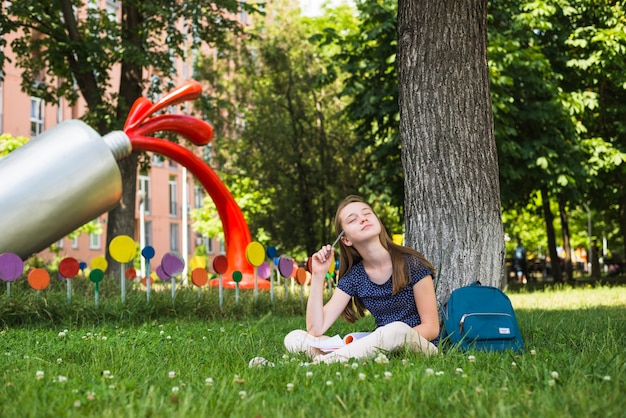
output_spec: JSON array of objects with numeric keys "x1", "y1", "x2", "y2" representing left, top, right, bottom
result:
[
  {"x1": 212, "y1": 255, "x2": 228, "y2": 274},
  {"x1": 125, "y1": 267, "x2": 137, "y2": 280},
  {"x1": 58, "y1": 257, "x2": 80, "y2": 279}
]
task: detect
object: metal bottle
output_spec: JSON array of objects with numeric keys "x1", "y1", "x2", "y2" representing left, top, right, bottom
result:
[{"x1": 0, "y1": 120, "x2": 131, "y2": 259}]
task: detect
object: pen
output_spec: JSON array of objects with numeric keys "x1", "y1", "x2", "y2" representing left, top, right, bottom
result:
[{"x1": 326, "y1": 230, "x2": 345, "y2": 257}]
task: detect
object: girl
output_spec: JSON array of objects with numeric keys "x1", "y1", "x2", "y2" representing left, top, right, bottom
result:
[{"x1": 284, "y1": 195, "x2": 440, "y2": 363}]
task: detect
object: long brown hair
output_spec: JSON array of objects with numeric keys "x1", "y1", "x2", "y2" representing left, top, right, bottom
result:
[{"x1": 334, "y1": 195, "x2": 435, "y2": 323}]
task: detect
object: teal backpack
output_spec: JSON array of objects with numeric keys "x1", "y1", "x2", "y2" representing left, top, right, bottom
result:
[{"x1": 440, "y1": 281, "x2": 524, "y2": 352}]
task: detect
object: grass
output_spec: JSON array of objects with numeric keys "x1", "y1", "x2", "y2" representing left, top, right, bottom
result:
[{"x1": 0, "y1": 278, "x2": 624, "y2": 417}]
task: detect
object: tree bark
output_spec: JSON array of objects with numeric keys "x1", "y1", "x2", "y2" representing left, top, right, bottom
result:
[
  {"x1": 105, "y1": 1, "x2": 144, "y2": 277},
  {"x1": 558, "y1": 196, "x2": 573, "y2": 282},
  {"x1": 398, "y1": 0, "x2": 504, "y2": 303}
]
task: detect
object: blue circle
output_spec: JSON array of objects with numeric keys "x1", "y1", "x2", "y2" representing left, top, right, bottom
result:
[
  {"x1": 141, "y1": 246, "x2": 156, "y2": 260},
  {"x1": 266, "y1": 246, "x2": 277, "y2": 259}
]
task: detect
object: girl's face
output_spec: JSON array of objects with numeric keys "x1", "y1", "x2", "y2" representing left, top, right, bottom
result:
[{"x1": 339, "y1": 201, "x2": 381, "y2": 243}]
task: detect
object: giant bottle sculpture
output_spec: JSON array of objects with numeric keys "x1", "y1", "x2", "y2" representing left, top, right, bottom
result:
[{"x1": 0, "y1": 81, "x2": 268, "y2": 289}]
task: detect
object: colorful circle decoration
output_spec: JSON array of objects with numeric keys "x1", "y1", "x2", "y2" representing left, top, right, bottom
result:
[
  {"x1": 161, "y1": 252, "x2": 185, "y2": 277},
  {"x1": 232, "y1": 270, "x2": 243, "y2": 283},
  {"x1": 109, "y1": 235, "x2": 137, "y2": 263},
  {"x1": 246, "y1": 242, "x2": 265, "y2": 267},
  {"x1": 191, "y1": 268, "x2": 208, "y2": 287},
  {"x1": 257, "y1": 262, "x2": 271, "y2": 279},
  {"x1": 141, "y1": 246, "x2": 156, "y2": 260},
  {"x1": 212, "y1": 255, "x2": 228, "y2": 274},
  {"x1": 266, "y1": 246, "x2": 277, "y2": 259},
  {"x1": 189, "y1": 255, "x2": 207, "y2": 270},
  {"x1": 141, "y1": 272, "x2": 156, "y2": 286},
  {"x1": 296, "y1": 267, "x2": 309, "y2": 285},
  {"x1": 0, "y1": 252, "x2": 24, "y2": 282},
  {"x1": 59, "y1": 257, "x2": 80, "y2": 279},
  {"x1": 90, "y1": 256, "x2": 108, "y2": 272},
  {"x1": 278, "y1": 255, "x2": 294, "y2": 277},
  {"x1": 125, "y1": 268, "x2": 137, "y2": 280},
  {"x1": 156, "y1": 265, "x2": 171, "y2": 282},
  {"x1": 328, "y1": 255, "x2": 336, "y2": 274},
  {"x1": 28, "y1": 268, "x2": 50, "y2": 290},
  {"x1": 90, "y1": 269, "x2": 104, "y2": 283}
]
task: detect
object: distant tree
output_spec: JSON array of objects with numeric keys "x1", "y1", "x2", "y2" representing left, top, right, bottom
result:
[
  {"x1": 194, "y1": 2, "x2": 364, "y2": 257},
  {"x1": 322, "y1": 2, "x2": 403, "y2": 215},
  {"x1": 1, "y1": 0, "x2": 259, "y2": 272}
]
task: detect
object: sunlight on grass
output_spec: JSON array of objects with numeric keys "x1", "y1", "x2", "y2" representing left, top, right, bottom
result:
[{"x1": 508, "y1": 284, "x2": 626, "y2": 310}]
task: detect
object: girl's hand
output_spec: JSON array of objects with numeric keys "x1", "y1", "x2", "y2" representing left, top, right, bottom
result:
[{"x1": 311, "y1": 245, "x2": 334, "y2": 277}]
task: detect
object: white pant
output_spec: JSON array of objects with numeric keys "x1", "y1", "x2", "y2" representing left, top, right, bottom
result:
[{"x1": 284, "y1": 321, "x2": 438, "y2": 364}]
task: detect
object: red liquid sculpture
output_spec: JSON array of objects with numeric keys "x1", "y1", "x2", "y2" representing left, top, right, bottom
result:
[{"x1": 124, "y1": 81, "x2": 269, "y2": 289}]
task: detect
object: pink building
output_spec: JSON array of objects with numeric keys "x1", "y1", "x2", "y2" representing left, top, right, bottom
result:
[{"x1": 0, "y1": 2, "x2": 225, "y2": 278}]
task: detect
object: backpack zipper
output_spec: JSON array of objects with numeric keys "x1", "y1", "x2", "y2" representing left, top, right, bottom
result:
[{"x1": 459, "y1": 312, "x2": 513, "y2": 334}]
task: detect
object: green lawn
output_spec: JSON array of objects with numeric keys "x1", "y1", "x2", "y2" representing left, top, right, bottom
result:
[{"x1": 0, "y1": 282, "x2": 624, "y2": 417}]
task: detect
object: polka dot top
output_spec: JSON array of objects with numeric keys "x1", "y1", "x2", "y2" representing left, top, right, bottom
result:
[{"x1": 337, "y1": 256, "x2": 439, "y2": 345}]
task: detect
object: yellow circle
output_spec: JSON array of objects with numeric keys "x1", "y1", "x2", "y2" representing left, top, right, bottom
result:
[
  {"x1": 328, "y1": 254, "x2": 336, "y2": 274},
  {"x1": 189, "y1": 255, "x2": 207, "y2": 270},
  {"x1": 246, "y1": 242, "x2": 266, "y2": 267},
  {"x1": 109, "y1": 235, "x2": 137, "y2": 263},
  {"x1": 90, "y1": 256, "x2": 108, "y2": 272}
]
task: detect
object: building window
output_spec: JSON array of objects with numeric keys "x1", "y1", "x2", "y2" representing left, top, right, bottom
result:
[
  {"x1": 194, "y1": 184, "x2": 204, "y2": 208},
  {"x1": 152, "y1": 153, "x2": 164, "y2": 167},
  {"x1": 219, "y1": 239, "x2": 225, "y2": 254},
  {"x1": 58, "y1": 239, "x2": 64, "y2": 249},
  {"x1": 72, "y1": 236, "x2": 79, "y2": 249},
  {"x1": 139, "y1": 175, "x2": 151, "y2": 213},
  {"x1": 105, "y1": 0, "x2": 119, "y2": 19},
  {"x1": 169, "y1": 176, "x2": 177, "y2": 216},
  {"x1": 205, "y1": 236, "x2": 214, "y2": 254},
  {"x1": 89, "y1": 232, "x2": 101, "y2": 250},
  {"x1": 145, "y1": 221, "x2": 153, "y2": 246},
  {"x1": 30, "y1": 96, "x2": 44, "y2": 138},
  {"x1": 170, "y1": 223, "x2": 179, "y2": 252},
  {"x1": 239, "y1": 1, "x2": 247, "y2": 24}
]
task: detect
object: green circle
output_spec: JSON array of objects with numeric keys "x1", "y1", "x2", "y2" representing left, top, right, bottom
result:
[
  {"x1": 90, "y1": 269, "x2": 104, "y2": 283},
  {"x1": 232, "y1": 270, "x2": 243, "y2": 283}
]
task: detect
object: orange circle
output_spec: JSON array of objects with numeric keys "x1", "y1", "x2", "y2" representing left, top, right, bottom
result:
[
  {"x1": 296, "y1": 267, "x2": 309, "y2": 285},
  {"x1": 141, "y1": 275, "x2": 155, "y2": 286},
  {"x1": 191, "y1": 268, "x2": 208, "y2": 287},
  {"x1": 28, "y1": 268, "x2": 50, "y2": 290}
]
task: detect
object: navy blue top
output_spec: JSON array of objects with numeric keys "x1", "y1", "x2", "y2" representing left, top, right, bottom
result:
[{"x1": 337, "y1": 257, "x2": 439, "y2": 346}]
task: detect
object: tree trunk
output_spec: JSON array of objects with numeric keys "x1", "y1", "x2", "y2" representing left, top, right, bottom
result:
[
  {"x1": 541, "y1": 187, "x2": 561, "y2": 282},
  {"x1": 105, "y1": 1, "x2": 144, "y2": 277},
  {"x1": 619, "y1": 185, "x2": 626, "y2": 261},
  {"x1": 398, "y1": 0, "x2": 504, "y2": 304},
  {"x1": 558, "y1": 196, "x2": 573, "y2": 282}
]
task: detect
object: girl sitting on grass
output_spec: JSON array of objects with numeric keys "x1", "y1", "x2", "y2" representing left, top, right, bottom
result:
[{"x1": 284, "y1": 195, "x2": 440, "y2": 363}]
